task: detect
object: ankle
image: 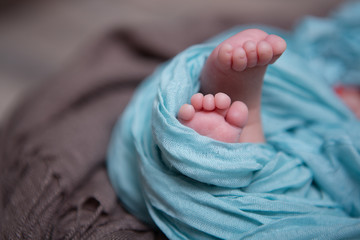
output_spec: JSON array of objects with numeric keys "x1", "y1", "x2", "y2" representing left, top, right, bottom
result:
[{"x1": 238, "y1": 121, "x2": 265, "y2": 143}]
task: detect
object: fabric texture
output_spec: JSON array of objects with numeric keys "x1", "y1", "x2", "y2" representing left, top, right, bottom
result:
[
  {"x1": 0, "y1": 30, "x2": 165, "y2": 240},
  {"x1": 107, "y1": 2, "x2": 360, "y2": 239}
]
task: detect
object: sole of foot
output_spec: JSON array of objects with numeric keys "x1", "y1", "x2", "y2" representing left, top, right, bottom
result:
[{"x1": 178, "y1": 92, "x2": 248, "y2": 143}]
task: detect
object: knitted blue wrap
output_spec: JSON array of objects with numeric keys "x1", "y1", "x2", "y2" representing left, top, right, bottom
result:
[{"x1": 107, "y1": 2, "x2": 360, "y2": 239}]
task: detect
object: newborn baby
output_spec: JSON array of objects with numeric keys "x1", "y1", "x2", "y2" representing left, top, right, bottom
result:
[{"x1": 177, "y1": 29, "x2": 286, "y2": 143}]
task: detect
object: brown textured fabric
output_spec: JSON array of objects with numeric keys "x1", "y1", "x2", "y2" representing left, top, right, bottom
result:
[{"x1": 0, "y1": 17, "x2": 238, "y2": 239}]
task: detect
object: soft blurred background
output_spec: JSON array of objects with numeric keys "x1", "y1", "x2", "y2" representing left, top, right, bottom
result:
[{"x1": 0, "y1": 0, "x2": 343, "y2": 124}]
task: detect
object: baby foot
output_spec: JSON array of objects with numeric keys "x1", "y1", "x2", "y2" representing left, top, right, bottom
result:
[
  {"x1": 178, "y1": 92, "x2": 248, "y2": 143},
  {"x1": 200, "y1": 29, "x2": 287, "y2": 143},
  {"x1": 214, "y1": 29, "x2": 286, "y2": 72},
  {"x1": 202, "y1": 29, "x2": 286, "y2": 107}
]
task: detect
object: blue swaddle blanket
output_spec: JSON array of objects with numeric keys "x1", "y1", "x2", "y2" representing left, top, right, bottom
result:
[{"x1": 107, "y1": 2, "x2": 360, "y2": 239}]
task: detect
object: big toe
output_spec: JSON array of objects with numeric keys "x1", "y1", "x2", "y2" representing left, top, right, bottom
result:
[
  {"x1": 265, "y1": 34, "x2": 287, "y2": 57},
  {"x1": 225, "y1": 101, "x2": 248, "y2": 128}
]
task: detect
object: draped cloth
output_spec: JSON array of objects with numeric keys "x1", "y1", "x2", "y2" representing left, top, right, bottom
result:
[{"x1": 107, "y1": 2, "x2": 360, "y2": 239}]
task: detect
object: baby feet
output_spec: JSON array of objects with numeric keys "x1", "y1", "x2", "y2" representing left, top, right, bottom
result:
[
  {"x1": 198, "y1": 28, "x2": 286, "y2": 143},
  {"x1": 178, "y1": 93, "x2": 248, "y2": 143}
]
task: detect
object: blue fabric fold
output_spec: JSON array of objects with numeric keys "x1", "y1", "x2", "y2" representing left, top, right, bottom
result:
[{"x1": 107, "y1": 1, "x2": 360, "y2": 239}]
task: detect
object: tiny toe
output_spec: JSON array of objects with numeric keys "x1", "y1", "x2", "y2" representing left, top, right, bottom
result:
[
  {"x1": 265, "y1": 34, "x2": 287, "y2": 63},
  {"x1": 225, "y1": 101, "x2": 248, "y2": 128},
  {"x1": 217, "y1": 43, "x2": 233, "y2": 69},
  {"x1": 215, "y1": 92, "x2": 231, "y2": 110},
  {"x1": 178, "y1": 104, "x2": 195, "y2": 121},
  {"x1": 191, "y1": 93, "x2": 204, "y2": 110},
  {"x1": 243, "y1": 40, "x2": 257, "y2": 68},
  {"x1": 257, "y1": 40, "x2": 273, "y2": 66},
  {"x1": 232, "y1": 47, "x2": 247, "y2": 71},
  {"x1": 203, "y1": 94, "x2": 216, "y2": 111}
]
